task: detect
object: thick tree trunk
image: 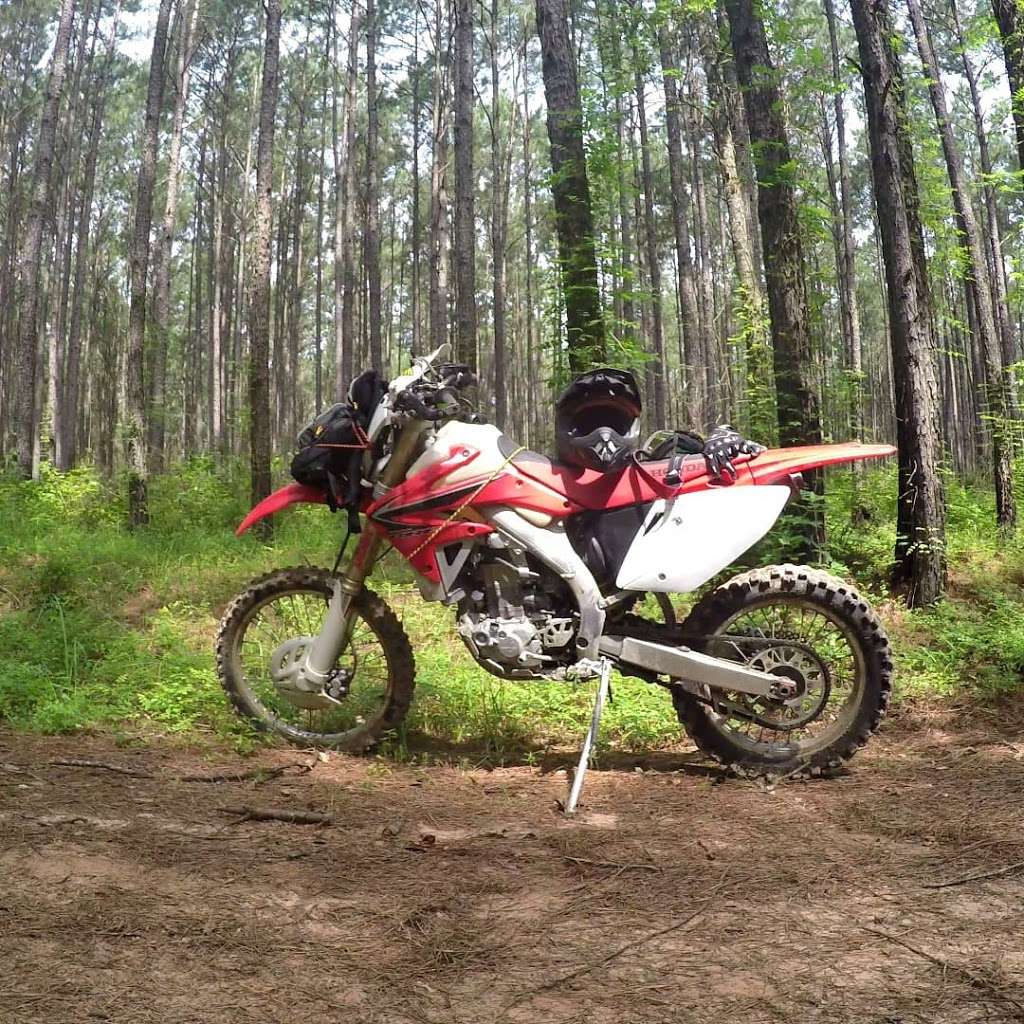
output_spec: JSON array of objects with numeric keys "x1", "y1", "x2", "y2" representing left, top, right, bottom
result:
[
  {"x1": 249, "y1": 0, "x2": 282, "y2": 520},
  {"x1": 535, "y1": 0, "x2": 605, "y2": 370},
  {"x1": 125, "y1": 0, "x2": 173, "y2": 526},
  {"x1": 907, "y1": 0, "x2": 1015, "y2": 531},
  {"x1": 724, "y1": 0, "x2": 824, "y2": 549},
  {"x1": 850, "y1": 0, "x2": 946, "y2": 606},
  {"x1": 15, "y1": 0, "x2": 77, "y2": 479},
  {"x1": 453, "y1": 0, "x2": 478, "y2": 372}
]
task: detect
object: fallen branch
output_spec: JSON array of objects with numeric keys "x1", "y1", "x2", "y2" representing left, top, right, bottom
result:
[
  {"x1": 922, "y1": 860, "x2": 1024, "y2": 890},
  {"x1": 217, "y1": 805, "x2": 334, "y2": 826},
  {"x1": 865, "y1": 928, "x2": 1024, "y2": 1014}
]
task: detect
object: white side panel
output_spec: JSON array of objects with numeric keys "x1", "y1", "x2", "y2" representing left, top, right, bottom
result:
[
  {"x1": 406, "y1": 421, "x2": 506, "y2": 480},
  {"x1": 615, "y1": 486, "x2": 791, "y2": 592}
]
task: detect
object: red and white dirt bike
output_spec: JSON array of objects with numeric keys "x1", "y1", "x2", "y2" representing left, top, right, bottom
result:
[{"x1": 217, "y1": 346, "x2": 894, "y2": 793}]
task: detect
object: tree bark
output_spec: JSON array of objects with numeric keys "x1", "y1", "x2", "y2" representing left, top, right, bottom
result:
[
  {"x1": 250, "y1": 0, "x2": 282, "y2": 521},
  {"x1": 850, "y1": 0, "x2": 946, "y2": 605},
  {"x1": 535, "y1": 0, "x2": 605, "y2": 370},
  {"x1": 125, "y1": 0, "x2": 173, "y2": 525},
  {"x1": 365, "y1": 0, "x2": 383, "y2": 370},
  {"x1": 15, "y1": 0, "x2": 78, "y2": 479}
]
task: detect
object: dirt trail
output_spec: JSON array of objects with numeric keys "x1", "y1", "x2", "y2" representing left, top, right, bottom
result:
[{"x1": 2, "y1": 717, "x2": 1023, "y2": 1024}]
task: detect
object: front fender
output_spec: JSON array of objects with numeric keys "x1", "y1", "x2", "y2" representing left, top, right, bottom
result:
[{"x1": 236, "y1": 483, "x2": 327, "y2": 536}]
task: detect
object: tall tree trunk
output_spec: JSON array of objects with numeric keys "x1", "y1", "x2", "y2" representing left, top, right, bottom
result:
[
  {"x1": 125, "y1": 0, "x2": 173, "y2": 525},
  {"x1": 488, "y1": 0, "x2": 510, "y2": 428},
  {"x1": 991, "y1": 0, "x2": 1024, "y2": 174},
  {"x1": 15, "y1": 0, "x2": 77, "y2": 479},
  {"x1": 907, "y1": 0, "x2": 1015, "y2": 531},
  {"x1": 428, "y1": 0, "x2": 451, "y2": 354},
  {"x1": 365, "y1": 0, "x2": 383, "y2": 370},
  {"x1": 850, "y1": 0, "x2": 946, "y2": 606},
  {"x1": 724, "y1": 0, "x2": 824, "y2": 550},
  {"x1": 659, "y1": 27, "x2": 702, "y2": 426},
  {"x1": 823, "y1": 0, "x2": 863, "y2": 439},
  {"x1": 453, "y1": 0, "x2": 478, "y2": 371},
  {"x1": 250, "y1": 0, "x2": 282, "y2": 520},
  {"x1": 60, "y1": 0, "x2": 121, "y2": 472},
  {"x1": 338, "y1": 5, "x2": 362, "y2": 391},
  {"x1": 535, "y1": 0, "x2": 605, "y2": 370},
  {"x1": 149, "y1": 0, "x2": 197, "y2": 471},
  {"x1": 633, "y1": 57, "x2": 667, "y2": 427}
]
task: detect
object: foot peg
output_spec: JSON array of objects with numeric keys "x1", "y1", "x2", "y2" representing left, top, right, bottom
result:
[{"x1": 564, "y1": 658, "x2": 612, "y2": 815}]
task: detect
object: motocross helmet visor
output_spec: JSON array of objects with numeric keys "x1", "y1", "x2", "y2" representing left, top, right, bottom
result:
[{"x1": 555, "y1": 367, "x2": 642, "y2": 471}]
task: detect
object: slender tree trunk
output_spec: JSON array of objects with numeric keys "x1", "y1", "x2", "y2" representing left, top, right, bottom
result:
[
  {"x1": 125, "y1": 0, "x2": 173, "y2": 525},
  {"x1": 659, "y1": 27, "x2": 702, "y2": 425},
  {"x1": 148, "y1": 0, "x2": 197, "y2": 471},
  {"x1": 250, "y1": 0, "x2": 282, "y2": 521},
  {"x1": 489, "y1": 0, "x2": 510, "y2": 428},
  {"x1": 60, "y1": 0, "x2": 121, "y2": 471},
  {"x1": 365, "y1": 0, "x2": 383, "y2": 370},
  {"x1": 339, "y1": 6, "x2": 363, "y2": 390},
  {"x1": 633, "y1": 57, "x2": 666, "y2": 426},
  {"x1": 535, "y1": 0, "x2": 605, "y2": 369},
  {"x1": 453, "y1": 0, "x2": 478, "y2": 371},
  {"x1": 991, "y1": 0, "x2": 1024, "y2": 174},
  {"x1": 850, "y1": 0, "x2": 946, "y2": 605},
  {"x1": 15, "y1": 0, "x2": 77, "y2": 478},
  {"x1": 823, "y1": 0, "x2": 863, "y2": 440},
  {"x1": 429, "y1": 0, "x2": 451, "y2": 354},
  {"x1": 907, "y1": 0, "x2": 1015, "y2": 530},
  {"x1": 724, "y1": 0, "x2": 824, "y2": 551}
]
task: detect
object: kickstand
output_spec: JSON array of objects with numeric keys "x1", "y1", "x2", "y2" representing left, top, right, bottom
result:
[{"x1": 564, "y1": 658, "x2": 612, "y2": 816}]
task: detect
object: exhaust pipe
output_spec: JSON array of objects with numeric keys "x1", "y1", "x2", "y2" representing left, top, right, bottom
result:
[{"x1": 598, "y1": 635, "x2": 779, "y2": 697}]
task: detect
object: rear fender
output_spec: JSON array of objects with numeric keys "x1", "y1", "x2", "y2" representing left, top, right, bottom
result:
[
  {"x1": 236, "y1": 483, "x2": 328, "y2": 536},
  {"x1": 743, "y1": 443, "x2": 896, "y2": 487}
]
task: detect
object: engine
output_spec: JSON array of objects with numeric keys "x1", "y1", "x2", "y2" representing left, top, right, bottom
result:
[{"x1": 455, "y1": 537, "x2": 578, "y2": 679}]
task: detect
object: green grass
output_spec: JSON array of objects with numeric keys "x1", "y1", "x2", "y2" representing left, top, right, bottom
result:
[{"x1": 1, "y1": 458, "x2": 1022, "y2": 760}]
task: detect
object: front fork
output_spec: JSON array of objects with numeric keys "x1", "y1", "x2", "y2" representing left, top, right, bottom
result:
[
  {"x1": 293, "y1": 418, "x2": 429, "y2": 693},
  {"x1": 300, "y1": 528, "x2": 383, "y2": 689}
]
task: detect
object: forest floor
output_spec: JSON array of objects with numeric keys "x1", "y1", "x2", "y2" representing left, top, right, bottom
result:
[{"x1": 3, "y1": 708, "x2": 1024, "y2": 1024}]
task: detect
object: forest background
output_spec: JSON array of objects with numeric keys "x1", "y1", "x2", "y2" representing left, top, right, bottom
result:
[{"x1": 2, "y1": 0, "x2": 1024, "y2": 749}]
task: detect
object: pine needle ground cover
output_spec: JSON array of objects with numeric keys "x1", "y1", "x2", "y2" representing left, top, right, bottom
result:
[{"x1": 1, "y1": 461, "x2": 1021, "y2": 758}]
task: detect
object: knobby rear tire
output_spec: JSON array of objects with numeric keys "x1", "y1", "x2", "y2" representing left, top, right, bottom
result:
[
  {"x1": 673, "y1": 564, "x2": 892, "y2": 775},
  {"x1": 215, "y1": 568, "x2": 415, "y2": 750}
]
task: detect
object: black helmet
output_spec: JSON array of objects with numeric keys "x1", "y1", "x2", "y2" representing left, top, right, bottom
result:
[{"x1": 555, "y1": 367, "x2": 642, "y2": 471}]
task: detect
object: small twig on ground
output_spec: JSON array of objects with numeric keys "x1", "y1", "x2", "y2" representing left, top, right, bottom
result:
[
  {"x1": 217, "y1": 805, "x2": 334, "y2": 826},
  {"x1": 48, "y1": 758, "x2": 154, "y2": 778},
  {"x1": 503, "y1": 872, "x2": 729, "y2": 1014},
  {"x1": 922, "y1": 860, "x2": 1024, "y2": 890},
  {"x1": 865, "y1": 927, "x2": 1024, "y2": 1014},
  {"x1": 47, "y1": 758, "x2": 313, "y2": 785},
  {"x1": 562, "y1": 855, "x2": 660, "y2": 873}
]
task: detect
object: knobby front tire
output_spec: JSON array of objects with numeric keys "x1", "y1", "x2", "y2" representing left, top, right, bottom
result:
[{"x1": 216, "y1": 568, "x2": 415, "y2": 750}]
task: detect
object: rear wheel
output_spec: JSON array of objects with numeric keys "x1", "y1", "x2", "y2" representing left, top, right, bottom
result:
[
  {"x1": 673, "y1": 565, "x2": 892, "y2": 774},
  {"x1": 216, "y1": 568, "x2": 415, "y2": 749}
]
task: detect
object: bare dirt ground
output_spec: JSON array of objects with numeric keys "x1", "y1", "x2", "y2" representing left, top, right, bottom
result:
[{"x1": 2, "y1": 710, "x2": 1023, "y2": 1024}]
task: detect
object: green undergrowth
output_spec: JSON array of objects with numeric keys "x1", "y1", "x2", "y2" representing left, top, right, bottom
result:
[{"x1": 0, "y1": 458, "x2": 1022, "y2": 760}]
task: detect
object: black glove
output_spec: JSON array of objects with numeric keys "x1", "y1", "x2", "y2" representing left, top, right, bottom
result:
[{"x1": 703, "y1": 425, "x2": 765, "y2": 481}]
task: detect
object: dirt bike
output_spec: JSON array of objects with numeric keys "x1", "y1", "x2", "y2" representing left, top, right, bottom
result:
[{"x1": 216, "y1": 346, "x2": 894, "y2": 798}]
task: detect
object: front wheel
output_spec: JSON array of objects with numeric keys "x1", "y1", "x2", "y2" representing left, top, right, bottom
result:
[
  {"x1": 216, "y1": 568, "x2": 415, "y2": 749},
  {"x1": 673, "y1": 565, "x2": 892, "y2": 774}
]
